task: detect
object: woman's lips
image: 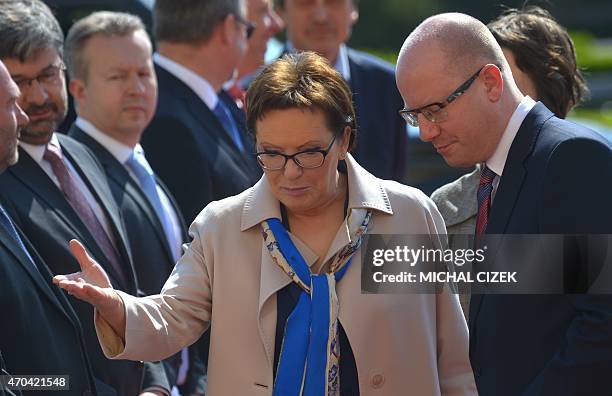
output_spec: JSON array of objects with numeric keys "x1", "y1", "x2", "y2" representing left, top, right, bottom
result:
[{"x1": 280, "y1": 186, "x2": 309, "y2": 196}]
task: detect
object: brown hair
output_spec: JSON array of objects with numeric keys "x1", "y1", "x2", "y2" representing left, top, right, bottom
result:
[
  {"x1": 488, "y1": 6, "x2": 589, "y2": 118},
  {"x1": 246, "y1": 52, "x2": 357, "y2": 151}
]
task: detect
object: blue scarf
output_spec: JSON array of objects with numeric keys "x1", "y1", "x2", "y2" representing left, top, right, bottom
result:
[{"x1": 261, "y1": 209, "x2": 372, "y2": 396}]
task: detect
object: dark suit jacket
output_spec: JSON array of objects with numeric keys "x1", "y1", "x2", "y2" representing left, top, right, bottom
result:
[
  {"x1": 469, "y1": 103, "x2": 612, "y2": 396},
  {"x1": 142, "y1": 64, "x2": 261, "y2": 225},
  {"x1": 0, "y1": 222, "x2": 96, "y2": 396},
  {"x1": 346, "y1": 48, "x2": 408, "y2": 182},
  {"x1": 69, "y1": 125, "x2": 189, "y2": 389},
  {"x1": 0, "y1": 134, "x2": 166, "y2": 395}
]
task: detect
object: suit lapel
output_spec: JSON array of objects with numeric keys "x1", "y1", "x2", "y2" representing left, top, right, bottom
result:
[
  {"x1": 69, "y1": 127, "x2": 176, "y2": 263},
  {"x1": 156, "y1": 66, "x2": 254, "y2": 183},
  {"x1": 58, "y1": 136, "x2": 136, "y2": 292},
  {"x1": 470, "y1": 103, "x2": 553, "y2": 327},
  {"x1": 9, "y1": 149, "x2": 98, "y2": 247},
  {"x1": 486, "y1": 104, "x2": 552, "y2": 234},
  {"x1": 0, "y1": 228, "x2": 71, "y2": 320}
]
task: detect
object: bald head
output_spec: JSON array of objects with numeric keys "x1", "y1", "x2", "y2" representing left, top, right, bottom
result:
[
  {"x1": 398, "y1": 13, "x2": 507, "y2": 80},
  {"x1": 395, "y1": 13, "x2": 524, "y2": 168}
]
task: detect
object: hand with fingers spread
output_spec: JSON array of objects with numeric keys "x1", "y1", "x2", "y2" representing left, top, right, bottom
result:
[{"x1": 53, "y1": 239, "x2": 126, "y2": 339}]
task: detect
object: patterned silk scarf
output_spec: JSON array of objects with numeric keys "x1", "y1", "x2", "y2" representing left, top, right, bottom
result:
[{"x1": 261, "y1": 208, "x2": 372, "y2": 396}]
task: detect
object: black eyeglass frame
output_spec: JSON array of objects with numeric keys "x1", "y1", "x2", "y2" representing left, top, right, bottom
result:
[
  {"x1": 398, "y1": 65, "x2": 490, "y2": 127},
  {"x1": 12, "y1": 62, "x2": 66, "y2": 91},
  {"x1": 234, "y1": 14, "x2": 256, "y2": 39},
  {"x1": 255, "y1": 134, "x2": 338, "y2": 171}
]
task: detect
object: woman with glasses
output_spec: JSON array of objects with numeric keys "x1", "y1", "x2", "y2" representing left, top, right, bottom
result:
[{"x1": 53, "y1": 52, "x2": 475, "y2": 396}]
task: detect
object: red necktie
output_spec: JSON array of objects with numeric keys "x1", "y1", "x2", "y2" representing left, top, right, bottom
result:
[
  {"x1": 475, "y1": 165, "x2": 497, "y2": 238},
  {"x1": 227, "y1": 83, "x2": 246, "y2": 110},
  {"x1": 44, "y1": 143, "x2": 129, "y2": 286}
]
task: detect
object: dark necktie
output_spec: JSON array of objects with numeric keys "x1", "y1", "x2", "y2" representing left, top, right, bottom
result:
[
  {"x1": 213, "y1": 99, "x2": 245, "y2": 152},
  {"x1": 475, "y1": 165, "x2": 497, "y2": 238},
  {"x1": 0, "y1": 204, "x2": 36, "y2": 267},
  {"x1": 43, "y1": 142, "x2": 129, "y2": 286}
]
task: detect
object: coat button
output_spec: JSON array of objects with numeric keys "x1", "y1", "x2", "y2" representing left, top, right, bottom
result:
[{"x1": 371, "y1": 373, "x2": 385, "y2": 389}]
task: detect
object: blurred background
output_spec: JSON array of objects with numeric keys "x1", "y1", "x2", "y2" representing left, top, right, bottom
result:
[{"x1": 42, "y1": 0, "x2": 612, "y2": 192}]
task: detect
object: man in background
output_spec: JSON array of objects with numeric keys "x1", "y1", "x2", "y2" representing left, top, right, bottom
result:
[
  {"x1": 0, "y1": 58, "x2": 98, "y2": 396},
  {"x1": 143, "y1": 0, "x2": 261, "y2": 226},
  {"x1": 0, "y1": 1, "x2": 169, "y2": 394},
  {"x1": 277, "y1": 0, "x2": 408, "y2": 181}
]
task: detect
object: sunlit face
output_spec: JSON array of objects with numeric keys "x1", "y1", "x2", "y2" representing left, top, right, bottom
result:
[
  {"x1": 3, "y1": 48, "x2": 67, "y2": 145},
  {"x1": 70, "y1": 30, "x2": 157, "y2": 142},
  {"x1": 0, "y1": 63, "x2": 29, "y2": 172},
  {"x1": 238, "y1": 0, "x2": 284, "y2": 77},
  {"x1": 255, "y1": 107, "x2": 349, "y2": 214},
  {"x1": 280, "y1": 0, "x2": 358, "y2": 63},
  {"x1": 502, "y1": 47, "x2": 538, "y2": 100},
  {"x1": 396, "y1": 47, "x2": 499, "y2": 167}
]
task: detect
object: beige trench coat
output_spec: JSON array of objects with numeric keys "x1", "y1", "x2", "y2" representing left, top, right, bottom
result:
[{"x1": 95, "y1": 155, "x2": 477, "y2": 395}]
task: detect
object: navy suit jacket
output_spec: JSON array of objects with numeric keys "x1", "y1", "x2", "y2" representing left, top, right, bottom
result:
[
  {"x1": 469, "y1": 103, "x2": 612, "y2": 395},
  {"x1": 346, "y1": 48, "x2": 408, "y2": 182},
  {"x1": 0, "y1": 135, "x2": 166, "y2": 395},
  {"x1": 142, "y1": 64, "x2": 261, "y2": 225},
  {"x1": 0, "y1": 220, "x2": 96, "y2": 396}
]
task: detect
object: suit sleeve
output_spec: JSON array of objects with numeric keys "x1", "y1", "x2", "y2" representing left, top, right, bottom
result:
[
  {"x1": 142, "y1": 116, "x2": 214, "y2": 225},
  {"x1": 525, "y1": 137, "x2": 612, "y2": 395}
]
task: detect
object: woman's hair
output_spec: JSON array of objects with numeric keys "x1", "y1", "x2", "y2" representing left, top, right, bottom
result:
[
  {"x1": 246, "y1": 51, "x2": 358, "y2": 151},
  {"x1": 488, "y1": 6, "x2": 589, "y2": 118}
]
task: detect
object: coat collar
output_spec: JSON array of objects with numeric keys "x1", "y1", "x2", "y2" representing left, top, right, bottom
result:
[{"x1": 240, "y1": 153, "x2": 392, "y2": 232}]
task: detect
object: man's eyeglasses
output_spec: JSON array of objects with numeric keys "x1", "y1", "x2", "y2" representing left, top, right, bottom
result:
[
  {"x1": 398, "y1": 65, "x2": 488, "y2": 127},
  {"x1": 256, "y1": 135, "x2": 337, "y2": 171},
  {"x1": 234, "y1": 15, "x2": 256, "y2": 40},
  {"x1": 12, "y1": 63, "x2": 66, "y2": 92}
]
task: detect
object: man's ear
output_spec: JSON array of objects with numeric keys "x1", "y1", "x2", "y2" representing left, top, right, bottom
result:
[
  {"x1": 482, "y1": 64, "x2": 503, "y2": 102},
  {"x1": 219, "y1": 13, "x2": 237, "y2": 45},
  {"x1": 350, "y1": 7, "x2": 359, "y2": 26},
  {"x1": 69, "y1": 78, "x2": 86, "y2": 103}
]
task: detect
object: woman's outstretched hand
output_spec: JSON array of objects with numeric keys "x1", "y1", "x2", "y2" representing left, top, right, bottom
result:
[{"x1": 53, "y1": 239, "x2": 126, "y2": 338}]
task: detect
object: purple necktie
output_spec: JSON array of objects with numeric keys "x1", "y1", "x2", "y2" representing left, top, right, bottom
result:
[
  {"x1": 44, "y1": 142, "x2": 128, "y2": 287},
  {"x1": 475, "y1": 165, "x2": 497, "y2": 239}
]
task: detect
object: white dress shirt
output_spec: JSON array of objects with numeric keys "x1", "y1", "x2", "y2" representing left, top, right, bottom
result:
[
  {"x1": 75, "y1": 117, "x2": 184, "y2": 261},
  {"x1": 19, "y1": 133, "x2": 116, "y2": 243},
  {"x1": 486, "y1": 95, "x2": 537, "y2": 200},
  {"x1": 153, "y1": 52, "x2": 218, "y2": 111}
]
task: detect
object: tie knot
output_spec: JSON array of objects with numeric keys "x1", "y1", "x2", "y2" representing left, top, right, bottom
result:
[
  {"x1": 479, "y1": 165, "x2": 496, "y2": 186},
  {"x1": 43, "y1": 142, "x2": 63, "y2": 164},
  {"x1": 126, "y1": 149, "x2": 153, "y2": 177}
]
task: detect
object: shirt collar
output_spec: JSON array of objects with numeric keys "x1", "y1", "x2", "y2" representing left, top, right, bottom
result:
[
  {"x1": 285, "y1": 42, "x2": 351, "y2": 82},
  {"x1": 153, "y1": 52, "x2": 219, "y2": 110},
  {"x1": 240, "y1": 153, "x2": 392, "y2": 231},
  {"x1": 486, "y1": 95, "x2": 536, "y2": 177},
  {"x1": 19, "y1": 132, "x2": 61, "y2": 163},
  {"x1": 75, "y1": 117, "x2": 135, "y2": 164}
]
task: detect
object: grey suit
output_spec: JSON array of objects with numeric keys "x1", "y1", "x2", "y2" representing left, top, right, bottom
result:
[{"x1": 430, "y1": 164, "x2": 480, "y2": 318}]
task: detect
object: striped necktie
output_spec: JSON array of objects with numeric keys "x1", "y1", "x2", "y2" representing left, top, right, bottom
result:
[{"x1": 475, "y1": 165, "x2": 497, "y2": 238}]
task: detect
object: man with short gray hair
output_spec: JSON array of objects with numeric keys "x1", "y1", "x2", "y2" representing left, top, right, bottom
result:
[
  {"x1": 396, "y1": 13, "x2": 612, "y2": 396},
  {"x1": 65, "y1": 10, "x2": 191, "y2": 396}
]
